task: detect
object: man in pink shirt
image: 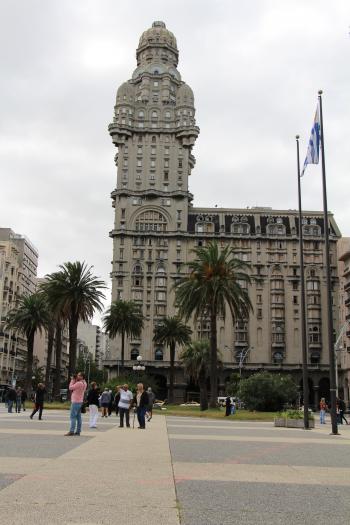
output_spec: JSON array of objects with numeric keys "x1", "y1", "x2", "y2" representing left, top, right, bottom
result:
[{"x1": 65, "y1": 372, "x2": 87, "y2": 436}]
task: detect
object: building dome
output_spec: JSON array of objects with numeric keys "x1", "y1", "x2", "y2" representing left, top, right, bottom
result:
[
  {"x1": 116, "y1": 81, "x2": 135, "y2": 103},
  {"x1": 138, "y1": 21, "x2": 177, "y2": 51},
  {"x1": 176, "y1": 83, "x2": 194, "y2": 106}
]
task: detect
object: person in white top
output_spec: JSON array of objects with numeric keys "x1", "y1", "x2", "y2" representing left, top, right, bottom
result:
[{"x1": 118, "y1": 384, "x2": 133, "y2": 428}]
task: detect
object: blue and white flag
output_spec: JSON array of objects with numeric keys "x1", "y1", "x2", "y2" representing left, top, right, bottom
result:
[{"x1": 301, "y1": 104, "x2": 321, "y2": 177}]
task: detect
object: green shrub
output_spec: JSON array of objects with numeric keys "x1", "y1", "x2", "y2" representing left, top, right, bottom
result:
[
  {"x1": 238, "y1": 372, "x2": 298, "y2": 411},
  {"x1": 279, "y1": 409, "x2": 314, "y2": 420}
]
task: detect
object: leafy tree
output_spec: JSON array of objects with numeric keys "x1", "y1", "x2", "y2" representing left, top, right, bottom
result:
[
  {"x1": 76, "y1": 351, "x2": 107, "y2": 385},
  {"x1": 225, "y1": 373, "x2": 241, "y2": 397},
  {"x1": 103, "y1": 300, "x2": 144, "y2": 367},
  {"x1": 175, "y1": 241, "x2": 253, "y2": 408},
  {"x1": 41, "y1": 261, "x2": 106, "y2": 381},
  {"x1": 153, "y1": 317, "x2": 192, "y2": 403},
  {"x1": 179, "y1": 340, "x2": 212, "y2": 411},
  {"x1": 6, "y1": 293, "x2": 50, "y2": 393},
  {"x1": 238, "y1": 372, "x2": 298, "y2": 411}
]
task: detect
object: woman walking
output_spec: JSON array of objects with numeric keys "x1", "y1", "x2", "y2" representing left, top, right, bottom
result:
[{"x1": 87, "y1": 382, "x2": 99, "y2": 428}]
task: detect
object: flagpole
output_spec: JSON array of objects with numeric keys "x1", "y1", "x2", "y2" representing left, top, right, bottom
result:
[
  {"x1": 296, "y1": 135, "x2": 309, "y2": 429},
  {"x1": 318, "y1": 90, "x2": 338, "y2": 435}
]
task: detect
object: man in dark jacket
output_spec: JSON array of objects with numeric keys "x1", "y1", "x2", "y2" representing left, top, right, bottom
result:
[
  {"x1": 6, "y1": 387, "x2": 17, "y2": 413},
  {"x1": 133, "y1": 383, "x2": 149, "y2": 429},
  {"x1": 30, "y1": 383, "x2": 46, "y2": 420}
]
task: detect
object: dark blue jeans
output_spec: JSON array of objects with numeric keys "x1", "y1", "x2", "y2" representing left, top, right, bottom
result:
[{"x1": 137, "y1": 407, "x2": 147, "y2": 428}]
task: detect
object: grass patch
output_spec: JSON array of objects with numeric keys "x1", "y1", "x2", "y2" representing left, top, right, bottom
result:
[
  {"x1": 157, "y1": 405, "x2": 276, "y2": 421},
  {"x1": 43, "y1": 402, "x2": 70, "y2": 410}
]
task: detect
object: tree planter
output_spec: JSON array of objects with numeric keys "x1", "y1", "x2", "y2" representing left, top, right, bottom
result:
[{"x1": 274, "y1": 417, "x2": 314, "y2": 428}]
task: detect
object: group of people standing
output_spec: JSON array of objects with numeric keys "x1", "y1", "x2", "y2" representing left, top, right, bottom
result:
[
  {"x1": 5, "y1": 386, "x2": 27, "y2": 413},
  {"x1": 86, "y1": 382, "x2": 155, "y2": 430},
  {"x1": 319, "y1": 396, "x2": 349, "y2": 425},
  {"x1": 64, "y1": 373, "x2": 156, "y2": 436}
]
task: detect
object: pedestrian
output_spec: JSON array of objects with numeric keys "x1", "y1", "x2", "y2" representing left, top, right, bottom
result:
[
  {"x1": 6, "y1": 387, "x2": 17, "y2": 413},
  {"x1": 118, "y1": 384, "x2": 133, "y2": 428},
  {"x1": 16, "y1": 387, "x2": 22, "y2": 413},
  {"x1": 108, "y1": 389, "x2": 114, "y2": 416},
  {"x1": 100, "y1": 388, "x2": 111, "y2": 418},
  {"x1": 225, "y1": 396, "x2": 232, "y2": 416},
  {"x1": 338, "y1": 397, "x2": 349, "y2": 425},
  {"x1": 231, "y1": 400, "x2": 236, "y2": 415},
  {"x1": 87, "y1": 381, "x2": 99, "y2": 428},
  {"x1": 30, "y1": 383, "x2": 46, "y2": 420},
  {"x1": 21, "y1": 389, "x2": 27, "y2": 411},
  {"x1": 319, "y1": 397, "x2": 327, "y2": 424},
  {"x1": 132, "y1": 383, "x2": 149, "y2": 429},
  {"x1": 114, "y1": 385, "x2": 121, "y2": 416},
  {"x1": 146, "y1": 387, "x2": 155, "y2": 421},
  {"x1": 65, "y1": 372, "x2": 87, "y2": 436}
]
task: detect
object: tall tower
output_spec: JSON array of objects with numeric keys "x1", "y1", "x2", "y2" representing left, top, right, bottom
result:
[{"x1": 108, "y1": 21, "x2": 199, "y2": 365}]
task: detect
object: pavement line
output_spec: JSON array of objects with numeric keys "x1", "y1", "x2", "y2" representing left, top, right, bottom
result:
[
  {"x1": 168, "y1": 433, "x2": 350, "y2": 445},
  {"x1": 173, "y1": 462, "x2": 350, "y2": 486},
  {"x1": 167, "y1": 424, "x2": 292, "y2": 431}
]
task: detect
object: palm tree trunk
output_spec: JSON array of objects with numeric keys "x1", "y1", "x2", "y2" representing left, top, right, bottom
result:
[
  {"x1": 199, "y1": 368, "x2": 208, "y2": 411},
  {"x1": 121, "y1": 329, "x2": 125, "y2": 368},
  {"x1": 25, "y1": 330, "x2": 35, "y2": 395},
  {"x1": 53, "y1": 321, "x2": 62, "y2": 400},
  {"x1": 45, "y1": 324, "x2": 55, "y2": 390},
  {"x1": 169, "y1": 342, "x2": 175, "y2": 404},
  {"x1": 209, "y1": 307, "x2": 218, "y2": 408},
  {"x1": 68, "y1": 314, "x2": 78, "y2": 380}
]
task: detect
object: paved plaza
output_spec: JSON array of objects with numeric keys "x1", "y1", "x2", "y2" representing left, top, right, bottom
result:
[{"x1": 0, "y1": 407, "x2": 349, "y2": 524}]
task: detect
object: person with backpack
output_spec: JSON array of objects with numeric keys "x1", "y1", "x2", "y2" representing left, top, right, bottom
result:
[{"x1": 99, "y1": 388, "x2": 111, "y2": 418}]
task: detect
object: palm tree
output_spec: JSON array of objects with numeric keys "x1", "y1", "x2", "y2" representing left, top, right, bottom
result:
[
  {"x1": 175, "y1": 241, "x2": 253, "y2": 408},
  {"x1": 180, "y1": 340, "x2": 212, "y2": 411},
  {"x1": 41, "y1": 261, "x2": 106, "y2": 380},
  {"x1": 103, "y1": 300, "x2": 144, "y2": 367},
  {"x1": 153, "y1": 317, "x2": 192, "y2": 404},
  {"x1": 6, "y1": 293, "x2": 51, "y2": 393}
]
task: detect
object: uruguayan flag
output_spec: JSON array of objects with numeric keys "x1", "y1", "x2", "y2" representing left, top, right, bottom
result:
[{"x1": 301, "y1": 104, "x2": 321, "y2": 177}]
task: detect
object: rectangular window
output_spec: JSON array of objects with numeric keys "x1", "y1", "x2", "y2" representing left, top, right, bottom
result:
[
  {"x1": 178, "y1": 159, "x2": 183, "y2": 168},
  {"x1": 117, "y1": 278, "x2": 123, "y2": 286},
  {"x1": 151, "y1": 160, "x2": 155, "y2": 168}
]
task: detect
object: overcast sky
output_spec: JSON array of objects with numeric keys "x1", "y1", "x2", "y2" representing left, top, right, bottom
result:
[{"x1": 1, "y1": 0, "x2": 349, "y2": 319}]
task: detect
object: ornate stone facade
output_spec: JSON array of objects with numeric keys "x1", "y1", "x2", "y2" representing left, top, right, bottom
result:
[{"x1": 105, "y1": 22, "x2": 341, "y2": 404}]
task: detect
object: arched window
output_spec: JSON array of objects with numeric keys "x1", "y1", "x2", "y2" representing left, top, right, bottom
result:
[
  {"x1": 138, "y1": 110, "x2": 144, "y2": 118},
  {"x1": 135, "y1": 210, "x2": 167, "y2": 232},
  {"x1": 267, "y1": 224, "x2": 286, "y2": 236},
  {"x1": 152, "y1": 136, "x2": 156, "y2": 143},
  {"x1": 151, "y1": 110, "x2": 158, "y2": 119},
  {"x1": 133, "y1": 263, "x2": 143, "y2": 274},
  {"x1": 195, "y1": 222, "x2": 214, "y2": 233},
  {"x1": 155, "y1": 347, "x2": 164, "y2": 361},
  {"x1": 232, "y1": 223, "x2": 250, "y2": 235},
  {"x1": 130, "y1": 348, "x2": 139, "y2": 360},
  {"x1": 165, "y1": 111, "x2": 171, "y2": 118}
]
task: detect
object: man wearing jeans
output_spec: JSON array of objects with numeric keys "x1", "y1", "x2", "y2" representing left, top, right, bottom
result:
[
  {"x1": 65, "y1": 372, "x2": 87, "y2": 436},
  {"x1": 118, "y1": 384, "x2": 133, "y2": 428}
]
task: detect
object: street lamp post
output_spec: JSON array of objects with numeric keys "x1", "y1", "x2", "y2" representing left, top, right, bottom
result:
[
  {"x1": 225, "y1": 345, "x2": 253, "y2": 377},
  {"x1": 133, "y1": 355, "x2": 146, "y2": 372}
]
